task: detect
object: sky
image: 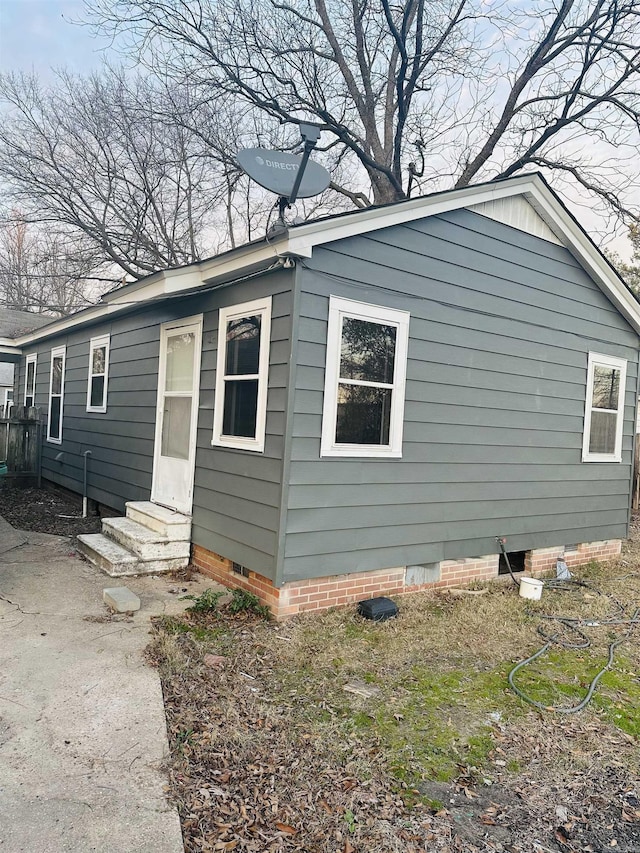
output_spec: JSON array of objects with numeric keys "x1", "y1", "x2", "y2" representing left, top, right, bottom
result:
[
  {"x1": 0, "y1": 0, "x2": 110, "y2": 76},
  {"x1": 0, "y1": 0, "x2": 636, "y2": 260}
]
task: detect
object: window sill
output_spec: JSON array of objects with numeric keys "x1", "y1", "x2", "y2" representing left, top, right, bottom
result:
[
  {"x1": 46, "y1": 437, "x2": 62, "y2": 445},
  {"x1": 211, "y1": 437, "x2": 264, "y2": 454},
  {"x1": 320, "y1": 445, "x2": 402, "y2": 459},
  {"x1": 582, "y1": 453, "x2": 622, "y2": 463},
  {"x1": 86, "y1": 406, "x2": 107, "y2": 414}
]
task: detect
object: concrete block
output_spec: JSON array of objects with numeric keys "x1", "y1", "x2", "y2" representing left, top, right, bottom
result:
[
  {"x1": 405, "y1": 562, "x2": 441, "y2": 585},
  {"x1": 103, "y1": 586, "x2": 141, "y2": 613}
]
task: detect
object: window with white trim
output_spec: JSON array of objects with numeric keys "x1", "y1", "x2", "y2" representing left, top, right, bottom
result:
[
  {"x1": 321, "y1": 296, "x2": 410, "y2": 458},
  {"x1": 86, "y1": 334, "x2": 110, "y2": 413},
  {"x1": 582, "y1": 352, "x2": 627, "y2": 462},
  {"x1": 47, "y1": 345, "x2": 66, "y2": 444},
  {"x1": 212, "y1": 297, "x2": 272, "y2": 452},
  {"x1": 24, "y1": 354, "x2": 37, "y2": 408}
]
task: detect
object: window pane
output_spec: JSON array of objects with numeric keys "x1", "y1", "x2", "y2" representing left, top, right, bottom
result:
[
  {"x1": 7, "y1": 390, "x2": 13, "y2": 401},
  {"x1": 336, "y1": 384, "x2": 392, "y2": 445},
  {"x1": 90, "y1": 375, "x2": 105, "y2": 408},
  {"x1": 26, "y1": 361, "x2": 35, "y2": 389},
  {"x1": 592, "y1": 366, "x2": 620, "y2": 410},
  {"x1": 52, "y1": 356, "x2": 63, "y2": 394},
  {"x1": 92, "y1": 345, "x2": 106, "y2": 375},
  {"x1": 225, "y1": 315, "x2": 261, "y2": 376},
  {"x1": 161, "y1": 396, "x2": 192, "y2": 459},
  {"x1": 589, "y1": 410, "x2": 617, "y2": 455},
  {"x1": 49, "y1": 396, "x2": 61, "y2": 440},
  {"x1": 340, "y1": 318, "x2": 396, "y2": 384},
  {"x1": 165, "y1": 332, "x2": 195, "y2": 393},
  {"x1": 25, "y1": 395, "x2": 34, "y2": 408},
  {"x1": 222, "y1": 379, "x2": 258, "y2": 438}
]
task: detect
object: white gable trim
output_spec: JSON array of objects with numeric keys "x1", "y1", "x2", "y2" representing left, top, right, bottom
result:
[
  {"x1": 521, "y1": 181, "x2": 640, "y2": 335},
  {"x1": 3, "y1": 173, "x2": 639, "y2": 348},
  {"x1": 284, "y1": 174, "x2": 542, "y2": 257},
  {"x1": 465, "y1": 196, "x2": 563, "y2": 245}
]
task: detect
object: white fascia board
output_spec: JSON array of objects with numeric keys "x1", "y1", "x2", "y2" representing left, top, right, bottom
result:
[
  {"x1": 198, "y1": 240, "x2": 291, "y2": 282},
  {"x1": 285, "y1": 175, "x2": 540, "y2": 256},
  {"x1": 285, "y1": 173, "x2": 640, "y2": 336},
  {"x1": 5, "y1": 244, "x2": 286, "y2": 347},
  {"x1": 106, "y1": 266, "x2": 204, "y2": 303},
  {"x1": 6, "y1": 173, "x2": 639, "y2": 346},
  {"x1": 102, "y1": 270, "x2": 167, "y2": 304},
  {"x1": 0, "y1": 341, "x2": 22, "y2": 356}
]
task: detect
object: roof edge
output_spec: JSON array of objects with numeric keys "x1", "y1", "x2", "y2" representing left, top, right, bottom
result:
[{"x1": 7, "y1": 173, "x2": 640, "y2": 345}]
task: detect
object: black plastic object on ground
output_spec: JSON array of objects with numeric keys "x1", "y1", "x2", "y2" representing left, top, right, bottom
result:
[{"x1": 357, "y1": 597, "x2": 399, "y2": 622}]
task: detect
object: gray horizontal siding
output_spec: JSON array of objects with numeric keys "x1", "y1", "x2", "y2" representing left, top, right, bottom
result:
[
  {"x1": 191, "y1": 270, "x2": 294, "y2": 579},
  {"x1": 282, "y1": 209, "x2": 639, "y2": 582},
  {"x1": 19, "y1": 300, "x2": 178, "y2": 511},
  {"x1": 283, "y1": 522, "x2": 630, "y2": 579},
  {"x1": 16, "y1": 270, "x2": 294, "y2": 577}
]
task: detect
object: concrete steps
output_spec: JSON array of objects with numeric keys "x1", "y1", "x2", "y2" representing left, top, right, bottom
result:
[
  {"x1": 102, "y1": 517, "x2": 191, "y2": 561},
  {"x1": 125, "y1": 501, "x2": 192, "y2": 540},
  {"x1": 77, "y1": 501, "x2": 192, "y2": 577}
]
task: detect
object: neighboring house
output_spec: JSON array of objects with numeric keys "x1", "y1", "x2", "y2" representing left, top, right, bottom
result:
[
  {"x1": 1, "y1": 173, "x2": 638, "y2": 618},
  {"x1": 0, "y1": 309, "x2": 51, "y2": 416}
]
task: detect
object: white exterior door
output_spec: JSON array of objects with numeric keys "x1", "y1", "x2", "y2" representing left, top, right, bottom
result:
[{"x1": 151, "y1": 315, "x2": 203, "y2": 514}]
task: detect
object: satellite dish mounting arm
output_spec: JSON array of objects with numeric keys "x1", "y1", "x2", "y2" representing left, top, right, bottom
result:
[{"x1": 287, "y1": 123, "x2": 322, "y2": 205}]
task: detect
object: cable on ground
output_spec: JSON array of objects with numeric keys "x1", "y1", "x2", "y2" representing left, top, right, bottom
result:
[{"x1": 508, "y1": 603, "x2": 640, "y2": 714}]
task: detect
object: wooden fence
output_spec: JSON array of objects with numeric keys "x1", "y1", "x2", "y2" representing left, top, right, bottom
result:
[{"x1": 0, "y1": 407, "x2": 42, "y2": 484}]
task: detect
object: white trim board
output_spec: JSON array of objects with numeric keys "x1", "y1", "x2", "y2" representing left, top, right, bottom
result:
[
  {"x1": 212, "y1": 296, "x2": 272, "y2": 453},
  {"x1": 582, "y1": 351, "x2": 627, "y2": 463},
  {"x1": 151, "y1": 314, "x2": 203, "y2": 514},
  {"x1": 3, "y1": 173, "x2": 640, "y2": 347},
  {"x1": 320, "y1": 296, "x2": 410, "y2": 458}
]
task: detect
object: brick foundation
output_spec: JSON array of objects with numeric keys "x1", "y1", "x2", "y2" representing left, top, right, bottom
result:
[
  {"x1": 191, "y1": 539, "x2": 622, "y2": 620},
  {"x1": 525, "y1": 539, "x2": 622, "y2": 576}
]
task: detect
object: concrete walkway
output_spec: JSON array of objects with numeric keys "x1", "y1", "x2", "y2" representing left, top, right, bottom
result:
[{"x1": 0, "y1": 519, "x2": 212, "y2": 852}]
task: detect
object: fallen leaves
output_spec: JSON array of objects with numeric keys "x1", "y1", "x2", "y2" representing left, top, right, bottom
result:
[{"x1": 149, "y1": 568, "x2": 640, "y2": 853}]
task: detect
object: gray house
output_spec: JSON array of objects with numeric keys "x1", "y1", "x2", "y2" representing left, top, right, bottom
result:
[{"x1": 1, "y1": 173, "x2": 638, "y2": 617}]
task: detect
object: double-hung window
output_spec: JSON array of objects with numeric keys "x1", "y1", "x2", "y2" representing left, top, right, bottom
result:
[
  {"x1": 24, "y1": 354, "x2": 37, "y2": 408},
  {"x1": 47, "y1": 345, "x2": 66, "y2": 444},
  {"x1": 86, "y1": 334, "x2": 110, "y2": 413},
  {"x1": 321, "y1": 296, "x2": 410, "y2": 458},
  {"x1": 582, "y1": 352, "x2": 627, "y2": 462},
  {"x1": 212, "y1": 297, "x2": 272, "y2": 452}
]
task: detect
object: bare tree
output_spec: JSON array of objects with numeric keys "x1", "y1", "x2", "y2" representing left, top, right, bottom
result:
[
  {"x1": 0, "y1": 65, "x2": 353, "y2": 278},
  {"x1": 0, "y1": 218, "x2": 108, "y2": 315},
  {"x1": 0, "y1": 68, "x2": 234, "y2": 280},
  {"x1": 85, "y1": 0, "x2": 640, "y2": 226},
  {"x1": 610, "y1": 225, "x2": 640, "y2": 294}
]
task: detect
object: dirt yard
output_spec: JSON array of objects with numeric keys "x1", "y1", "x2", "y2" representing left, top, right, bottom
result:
[
  {"x1": 0, "y1": 482, "x2": 104, "y2": 536},
  {"x1": 149, "y1": 527, "x2": 640, "y2": 853}
]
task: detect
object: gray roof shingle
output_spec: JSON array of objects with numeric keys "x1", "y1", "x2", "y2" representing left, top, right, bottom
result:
[{"x1": 0, "y1": 308, "x2": 52, "y2": 338}]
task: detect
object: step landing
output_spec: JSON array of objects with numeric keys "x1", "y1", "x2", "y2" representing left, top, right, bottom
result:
[{"x1": 125, "y1": 501, "x2": 191, "y2": 540}]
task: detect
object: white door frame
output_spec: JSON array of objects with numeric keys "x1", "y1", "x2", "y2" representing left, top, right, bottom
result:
[{"x1": 151, "y1": 314, "x2": 203, "y2": 514}]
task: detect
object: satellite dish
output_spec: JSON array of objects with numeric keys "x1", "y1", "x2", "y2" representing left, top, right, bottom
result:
[{"x1": 237, "y1": 147, "x2": 331, "y2": 199}]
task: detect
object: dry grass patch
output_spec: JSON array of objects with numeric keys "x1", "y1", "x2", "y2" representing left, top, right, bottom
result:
[{"x1": 150, "y1": 544, "x2": 640, "y2": 852}]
